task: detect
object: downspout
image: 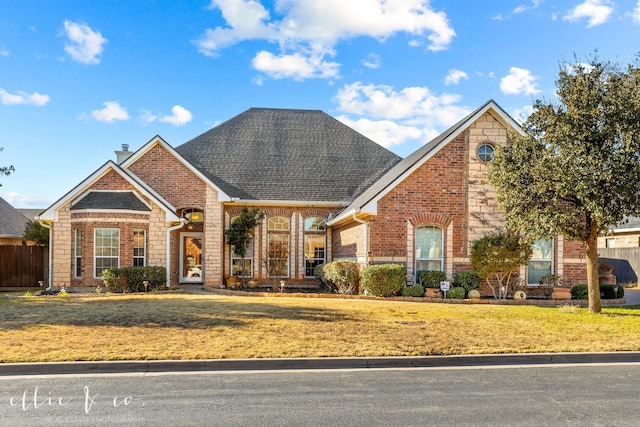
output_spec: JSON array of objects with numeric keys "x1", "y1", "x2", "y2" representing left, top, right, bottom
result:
[
  {"x1": 39, "y1": 220, "x2": 53, "y2": 291},
  {"x1": 166, "y1": 219, "x2": 187, "y2": 288},
  {"x1": 352, "y1": 212, "x2": 369, "y2": 268}
]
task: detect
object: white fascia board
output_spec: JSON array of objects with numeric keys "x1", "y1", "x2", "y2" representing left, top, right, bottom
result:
[{"x1": 120, "y1": 135, "x2": 232, "y2": 202}]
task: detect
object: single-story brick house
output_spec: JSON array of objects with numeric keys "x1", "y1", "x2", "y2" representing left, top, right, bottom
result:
[{"x1": 39, "y1": 100, "x2": 587, "y2": 291}]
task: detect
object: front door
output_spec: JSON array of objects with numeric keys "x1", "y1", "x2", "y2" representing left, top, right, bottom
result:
[{"x1": 180, "y1": 233, "x2": 203, "y2": 283}]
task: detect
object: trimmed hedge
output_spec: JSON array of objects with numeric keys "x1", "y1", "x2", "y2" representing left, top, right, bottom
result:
[
  {"x1": 402, "y1": 285, "x2": 425, "y2": 297},
  {"x1": 418, "y1": 270, "x2": 447, "y2": 288},
  {"x1": 363, "y1": 264, "x2": 405, "y2": 297},
  {"x1": 452, "y1": 272, "x2": 481, "y2": 293},
  {"x1": 102, "y1": 266, "x2": 167, "y2": 292},
  {"x1": 445, "y1": 287, "x2": 465, "y2": 299},
  {"x1": 571, "y1": 284, "x2": 625, "y2": 300}
]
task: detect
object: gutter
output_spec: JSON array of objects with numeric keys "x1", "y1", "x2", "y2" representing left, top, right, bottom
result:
[
  {"x1": 352, "y1": 212, "x2": 369, "y2": 268},
  {"x1": 38, "y1": 220, "x2": 53, "y2": 291},
  {"x1": 166, "y1": 219, "x2": 187, "y2": 288}
]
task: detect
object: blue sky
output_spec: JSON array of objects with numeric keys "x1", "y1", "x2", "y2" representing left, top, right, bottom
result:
[{"x1": 1, "y1": 0, "x2": 639, "y2": 208}]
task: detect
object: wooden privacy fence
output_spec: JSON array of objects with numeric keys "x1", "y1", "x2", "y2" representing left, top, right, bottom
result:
[{"x1": 0, "y1": 245, "x2": 48, "y2": 289}]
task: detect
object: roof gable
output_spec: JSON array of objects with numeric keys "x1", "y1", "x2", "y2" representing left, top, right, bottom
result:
[
  {"x1": 39, "y1": 161, "x2": 179, "y2": 222},
  {"x1": 328, "y1": 100, "x2": 522, "y2": 225},
  {"x1": 121, "y1": 135, "x2": 231, "y2": 202},
  {"x1": 175, "y1": 108, "x2": 402, "y2": 203}
]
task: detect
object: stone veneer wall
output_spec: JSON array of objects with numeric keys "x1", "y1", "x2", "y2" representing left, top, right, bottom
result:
[{"x1": 204, "y1": 185, "x2": 224, "y2": 287}]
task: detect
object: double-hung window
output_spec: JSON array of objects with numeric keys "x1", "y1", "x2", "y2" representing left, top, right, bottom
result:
[
  {"x1": 415, "y1": 226, "x2": 443, "y2": 280},
  {"x1": 133, "y1": 230, "x2": 146, "y2": 267},
  {"x1": 95, "y1": 228, "x2": 119, "y2": 278},
  {"x1": 527, "y1": 239, "x2": 553, "y2": 285}
]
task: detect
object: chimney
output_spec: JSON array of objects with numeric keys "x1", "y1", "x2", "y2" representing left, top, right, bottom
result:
[{"x1": 115, "y1": 144, "x2": 133, "y2": 164}]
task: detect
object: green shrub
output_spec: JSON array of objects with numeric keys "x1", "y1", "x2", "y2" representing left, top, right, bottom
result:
[
  {"x1": 314, "y1": 263, "x2": 331, "y2": 292},
  {"x1": 571, "y1": 284, "x2": 625, "y2": 300},
  {"x1": 102, "y1": 266, "x2": 166, "y2": 293},
  {"x1": 418, "y1": 270, "x2": 447, "y2": 288},
  {"x1": 452, "y1": 272, "x2": 481, "y2": 293},
  {"x1": 362, "y1": 264, "x2": 405, "y2": 297},
  {"x1": 402, "y1": 285, "x2": 425, "y2": 297},
  {"x1": 446, "y1": 287, "x2": 465, "y2": 299},
  {"x1": 322, "y1": 261, "x2": 361, "y2": 294}
]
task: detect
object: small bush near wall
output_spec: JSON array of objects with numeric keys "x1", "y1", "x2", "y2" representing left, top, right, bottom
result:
[
  {"x1": 321, "y1": 261, "x2": 361, "y2": 295},
  {"x1": 571, "y1": 284, "x2": 625, "y2": 300},
  {"x1": 363, "y1": 264, "x2": 405, "y2": 297},
  {"x1": 452, "y1": 272, "x2": 481, "y2": 295},
  {"x1": 102, "y1": 266, "x2": 167, "y2": 293},
  {"x1": 402, "y1": 285, "x2": 425, "y2": 297},
  {"x1": 418, "y1": 270, "x2": 447, "y2": 288},
  {"x1": 445, "y1": 287, "x2": 465, "y2": 299}
]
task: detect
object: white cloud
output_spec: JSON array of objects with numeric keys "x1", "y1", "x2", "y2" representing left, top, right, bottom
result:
[
  {"x1": 63, "y1": 20, "x2": 107, "y2": 64},
  {"x1": 333, "y1": 81, "x2": 470, "y2": 148},
  {"x1": 195, "y1": 0, "x2": 455, "y2": 80},
  {"x1": 0, "y1": 46, "x2": 9, "y2": 57},
  {"x1": 362, "y1": 53, "x2": 381, "y2": 69},
  {"x1": 1, "y1": 191, "x2": 55, "y2": 209},
  {"x1": 336, "y1": 116, "x2": 423, "y2": 148},
  {"x1": 513, "y1": 0, "x2": 543, "y2": 14},
  {"x1": 252, "y1": 49, "x2": 340, "y2": 80},
  {"x1": 159, "y1": 105, "x2": 193, "y2": 126},
  {"x1": 444, "y1": 69, "x2": 469, "y2": 86},
  {"x1": 511, "y1": 105, "x2": 535, "y2": 124},
  {"x1": 90, "y1": 101, "x2": 129, "y2": 123},
  {"x1": 142, "y1": 105, "x2": 193, "y2": 126},
  {"x1": 632, "y1": 1, "x2": 640, "y2": 23},
  {"x1": 0, "y1": 88, "x2": 50, "y2": 106},
  {"x1": 500, "y1": 67, "x2": 541, "y2": 95},
  {"x1": 563, "y1": 0, "x2": 613, "y2": 27}
]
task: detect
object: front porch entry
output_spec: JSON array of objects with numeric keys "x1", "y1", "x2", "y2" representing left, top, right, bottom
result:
[{"x1": 180, "y1": 232, "x2": 203, "y2": 283}]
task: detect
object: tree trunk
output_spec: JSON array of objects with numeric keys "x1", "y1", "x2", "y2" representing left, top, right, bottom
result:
[{"x1": 585, "y1": 221, "x2": 601, "y2": 313}]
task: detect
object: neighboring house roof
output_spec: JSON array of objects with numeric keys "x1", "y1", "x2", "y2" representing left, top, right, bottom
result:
[
  {"x1": 0, "y1": 196, "x2": 28, "y2": 239},
  {"x1": 175, "y1": 108, "x2": 402, "y2": 203},
  {"x1": 18, "y1": 209, "x2": 43, "y2": 221},
  {"x1": 328, "y1": 100, "x2": 523, "y2": 225},
  {"x1": 40, "y1": 161, "x2": 180, "y2": 222},
  {"x1": 610, "y1": 216, "x2": 640, "y2": 233},
  {"x1": 71, "y1": 191, "x2": 152, "y2": 211}
]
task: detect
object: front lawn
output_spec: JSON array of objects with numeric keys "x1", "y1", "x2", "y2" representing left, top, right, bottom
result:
[{"x1": 1, "y1": 293, "x2": 639, "y2": 363}]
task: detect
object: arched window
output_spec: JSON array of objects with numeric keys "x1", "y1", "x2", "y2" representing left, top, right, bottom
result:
[
  {"x1": 415, "y1": 226, "x2": 443, "y2": 279},
  {"x1": 304, "y1": 217, "x2": 326, "y2": 277},
  {"x1": 268, "y1": 216, "x2": 290, "y2": 278}
]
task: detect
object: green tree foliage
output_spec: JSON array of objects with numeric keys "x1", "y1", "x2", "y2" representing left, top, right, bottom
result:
[
  {"x1": 470, "y1": 231, "x2": 532, "y2": 300},
  {"x1": 489, "y1": 54, "x2": 640, "y2": 313},
  {"x1": 0, "y1": 147, "x2": 14, "y2": 186},
  {"x1": 23, "y1": 220, "x2": 49, "y2": 246},
  {"x1": 224, "y1": 207, "x2": 265, "y2": 286}
]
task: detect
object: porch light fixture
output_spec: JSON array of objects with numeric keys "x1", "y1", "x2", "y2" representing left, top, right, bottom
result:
[{"x1": 184, "y1": 209, "x2": 204, "y2": 223}]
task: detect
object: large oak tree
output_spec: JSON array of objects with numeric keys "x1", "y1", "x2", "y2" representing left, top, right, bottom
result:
[{"x1": 490, "y1": 55, "x2": 640, "y2": 313}]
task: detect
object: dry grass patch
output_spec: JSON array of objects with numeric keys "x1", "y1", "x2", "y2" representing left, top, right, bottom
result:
[{"x1": 1, "y1": 293, "x2": 639, "y2": 363}]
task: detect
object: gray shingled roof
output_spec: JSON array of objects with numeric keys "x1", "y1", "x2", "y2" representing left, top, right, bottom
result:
[
  {"x1": 0, "y1": 196, "x2": 28, "y2": 238},
  {"x1": 71, "y1": 191, "x2": 151, "y2": 211},
  {"x1": 175, "y1": 108, "x2": 401, "y2": 202}
]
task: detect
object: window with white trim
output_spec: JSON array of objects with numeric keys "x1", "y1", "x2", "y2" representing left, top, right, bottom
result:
[
  {"x1": 231, "y1": 239, "x2": 253, "y2": 277},
  {"x1": 304, "y1": 217, "x2": 326, "y2": 277},
  {"x1": 415, "y1": 226, "x2": 443, "y2": 280},
  {"x1": 268, "y1": 216, "x2": 289, "y2": 278},
  {"x1": 527, "y1": 239, "x2": 553, "y2": 285},
  {"x1": 95, "y1": 228, "x2": 119, "y2": 278},
  {"x1": 74, "y1": 229, "x2": 82, "y2": 278},
  {"x1": 133, "y1": 229, "x2": 146, "y2": 267}
]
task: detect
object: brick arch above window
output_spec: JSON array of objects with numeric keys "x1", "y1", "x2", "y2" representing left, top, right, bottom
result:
[
  {"x1": 409, "y1": 212, "x2": 451, "y2": 228},
  {"x1": 264, "y1": 207, "x2": 293, "y2": 218}
]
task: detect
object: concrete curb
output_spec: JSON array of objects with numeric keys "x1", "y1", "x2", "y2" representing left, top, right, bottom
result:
[{"x1": 2, "y1": 352, "x2": 639, "y2": 376}]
